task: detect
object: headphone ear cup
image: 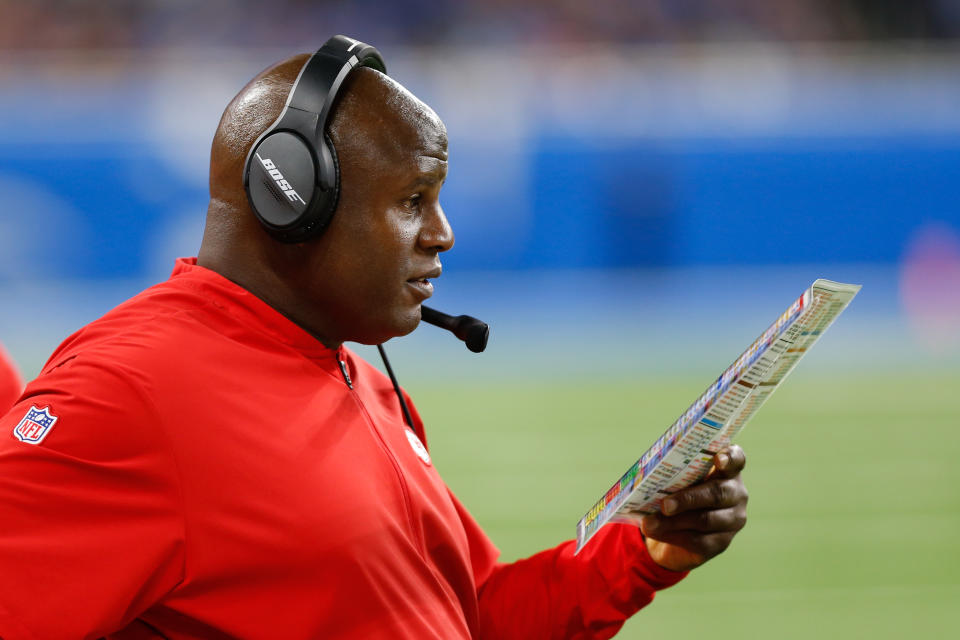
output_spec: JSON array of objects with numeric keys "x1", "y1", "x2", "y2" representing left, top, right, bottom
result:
[
  {"x1": 246, "y1": 131, "x2": 317, "y2": 236},
  {"x1": 246, "y1": 131, "x2": 342, "y2": 243},
  {"x1": 280, "y1": 131, "x2": 341, "y2": 242},
  {"x1": 320, "y1": 130, "x2": 341, "y2": 222}
]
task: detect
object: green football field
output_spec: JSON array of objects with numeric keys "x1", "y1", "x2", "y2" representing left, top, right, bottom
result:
[{"x1": 408, "y1": 371, "x2": 959, "y2": 639}]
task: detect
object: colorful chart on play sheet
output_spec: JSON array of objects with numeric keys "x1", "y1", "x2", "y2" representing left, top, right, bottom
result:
[{"x1": 575, "y1": 279, "x2": 861, "y2": 553}]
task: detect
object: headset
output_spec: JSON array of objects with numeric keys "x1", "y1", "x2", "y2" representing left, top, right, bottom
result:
[
  {"x1": 241, "y1": 34, "x2": 487, "y2": 349},
  {"x1": 243, "y1": 36, "x2": 488, "y2": 428},
  {"x1": 243, "y1": 35, "x2": 386, "y2": 244}
]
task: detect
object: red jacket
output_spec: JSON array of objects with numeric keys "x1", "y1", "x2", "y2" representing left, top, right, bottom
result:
[{"x1": 0, "y1": 259, "x2": 684, "y2": 639}]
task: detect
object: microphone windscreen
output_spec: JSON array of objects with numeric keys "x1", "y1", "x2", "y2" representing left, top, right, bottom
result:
[{"x1": 463, "y1": 319, "x2": 489, "y2": 353}]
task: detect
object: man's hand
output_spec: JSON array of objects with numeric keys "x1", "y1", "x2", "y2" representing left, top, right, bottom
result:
[{"x1": 639, "y1": 445, "x2": 748, "y2": 572}]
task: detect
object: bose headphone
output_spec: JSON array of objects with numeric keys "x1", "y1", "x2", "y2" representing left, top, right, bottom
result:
[{"x1": 243, "y1": 35, "x2": 387, "y2": 243}]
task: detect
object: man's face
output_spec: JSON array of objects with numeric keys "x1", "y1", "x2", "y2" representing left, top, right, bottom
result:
[{"x1": 294, "y1": 90, "x2": 454, "y2": 346}]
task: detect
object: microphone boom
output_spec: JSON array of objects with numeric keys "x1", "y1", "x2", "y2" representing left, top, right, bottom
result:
[{"x1": 421, "y1": 305, "x2": 489, "y2": 353}]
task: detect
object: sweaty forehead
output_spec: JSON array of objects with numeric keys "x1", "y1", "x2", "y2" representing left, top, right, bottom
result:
[{"x1": 329, "y1": 69, "x2": 447, "y2": 166}]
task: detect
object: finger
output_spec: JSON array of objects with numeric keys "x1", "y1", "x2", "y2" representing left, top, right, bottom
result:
[
  {"x1": 661, "y1": 477, "x2": 748, "y2": 515},
  {"x1": 642, "y1": 506, "x2": 746, "y2": 536},
  {"x1": 710, "y1": 445, "x2": 746, "y2": 479}
]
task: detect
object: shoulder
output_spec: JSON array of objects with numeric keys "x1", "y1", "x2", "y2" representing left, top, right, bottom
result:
[
  {"x1": 3, "y1": 351, "x2": 164, "y2": 458},
  {"x1": 9, "y1": 278, "x2": 221, "y2": 447},
  {"x1": 45, "y1": 278, "x2": 217, "y2": 374}
]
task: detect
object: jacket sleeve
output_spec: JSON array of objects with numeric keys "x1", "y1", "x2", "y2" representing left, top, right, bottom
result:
[
  {"x1": 476, "y1": 523, "x2": 686, "y2": 639},
  {"x1": 456, "y1": 491, "x2": 686, "y2": 640},
  {"x1": 0, "y1": 356, "x2": 184, "y2": 639},
  {"x1": 413, "y1": 389, "x2": 687, "y2": 640}
]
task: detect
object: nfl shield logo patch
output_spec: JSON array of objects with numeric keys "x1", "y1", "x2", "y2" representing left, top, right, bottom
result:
[{"x1": 13, "y1": 405, "x2": 58, "y2": 445}]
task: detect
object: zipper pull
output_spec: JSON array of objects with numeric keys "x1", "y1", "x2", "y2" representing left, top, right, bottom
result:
[{"x1": 337, "y1": 359, "x2": 354, "y2": 389}]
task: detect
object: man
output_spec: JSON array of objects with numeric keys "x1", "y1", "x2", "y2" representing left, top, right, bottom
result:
[
  {"x1": 0, "y1": 45, "x2": 747, "y2": 639},
  {"x1": 0, "y1": 342, "x2": 22, "y2": 413}
]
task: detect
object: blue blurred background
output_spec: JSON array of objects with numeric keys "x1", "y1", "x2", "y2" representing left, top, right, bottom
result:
[
  {"x1": 1, "y1": 3, "x2": 959, "y2": 637},
  {"x1": 1, "y1": 0, "x2": 958, "y2": 380}
]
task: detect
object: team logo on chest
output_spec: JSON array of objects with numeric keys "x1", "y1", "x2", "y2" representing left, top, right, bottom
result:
[
  {"x1": 13, "y1": 405, "x2": 59, "y2": 445},
  {"x1": 405, "y1": 429, "x2": 431, "y2": 466}
]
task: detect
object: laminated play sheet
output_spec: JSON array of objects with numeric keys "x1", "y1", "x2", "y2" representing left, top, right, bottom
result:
[{"x1": 575, "y1": 279, "x2": 861, "y2": 553}]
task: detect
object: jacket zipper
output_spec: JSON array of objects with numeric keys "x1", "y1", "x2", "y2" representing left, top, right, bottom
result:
[
  {"x1": 336, "y1": 350, "x2": 423, "y2": 552},
  {"x1": 337, "y1": 359, "x2": 353, "y2": 389}
]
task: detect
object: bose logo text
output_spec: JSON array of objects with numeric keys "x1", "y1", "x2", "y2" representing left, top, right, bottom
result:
[{"x1": 256, "y1": 154, "x2": 307, "y2": 205}]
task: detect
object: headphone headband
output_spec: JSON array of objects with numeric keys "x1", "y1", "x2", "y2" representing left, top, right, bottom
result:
[
  {"x1": 243, "y1": 35, "x2": 387, "y2": 243},
  {"x1": 286, "y1": 37, "x2": 385, "y2": 126}
]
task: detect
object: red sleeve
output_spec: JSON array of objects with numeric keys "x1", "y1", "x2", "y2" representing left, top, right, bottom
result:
[
  {"x1": 414, "y1": 381, "x2": 685, "y2": 640},
  {"x1": 474, "y1": 522, "x2": 687, "y2": 639},
  {"x1": 0, "y1": 356, "x2": 185, "y2": 639},
  {"x1": 0, "y1": 342, "x2": 23, "y2": 414}
]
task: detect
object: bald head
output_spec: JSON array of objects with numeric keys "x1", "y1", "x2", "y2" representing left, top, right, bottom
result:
[{"x1": 198, "y1": 52, "x2": 453, "y2": 347}]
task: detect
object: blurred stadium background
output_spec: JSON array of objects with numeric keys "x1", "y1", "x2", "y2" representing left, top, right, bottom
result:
[{"x1": 0, "y1": 1, "x2": 957, "y2": 637}]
